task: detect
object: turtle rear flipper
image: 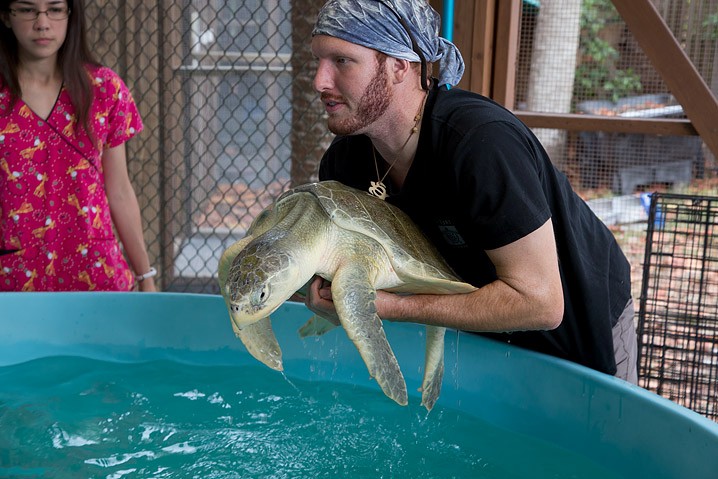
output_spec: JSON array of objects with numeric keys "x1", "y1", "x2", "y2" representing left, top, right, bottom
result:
[
  {"x1": 298, "y1": 314, "x2": 340, "y2": 337},
  {"x1": 295, "y1": 278, "x2": 341, "y2": 337},
  {"x1": 419, "y1": 325, "x2": 446, "y2": 411}
]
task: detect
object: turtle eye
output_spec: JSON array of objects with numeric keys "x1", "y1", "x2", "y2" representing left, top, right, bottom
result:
[{"x1": 253, "y1": 284, "x2": 270, "y2": 306}]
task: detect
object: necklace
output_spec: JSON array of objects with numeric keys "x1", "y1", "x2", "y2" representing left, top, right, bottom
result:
[
  {"x1": 368, "y1": 93, "x2": 428, "y2": 200},
  {"x1": 368, "y1": 148, "x2": 394, "y2": 200}
]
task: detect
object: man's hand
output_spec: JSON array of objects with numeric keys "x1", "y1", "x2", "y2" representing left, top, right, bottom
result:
[{"x1": 305, "y1": 275, "x2": 340, "y2": 326}]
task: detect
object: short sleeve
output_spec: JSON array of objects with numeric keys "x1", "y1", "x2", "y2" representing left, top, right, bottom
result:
[
  {"x1": 456, "y1": 120, "x2": 552, "y2": 250},
  {"x1": 91, "y1": 67, "x2": 143, "y2": 149}
]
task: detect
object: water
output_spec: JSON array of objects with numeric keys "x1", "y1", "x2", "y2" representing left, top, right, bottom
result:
[{"x1": 0, "y1": 357, "x2": 619, "y2": 479}]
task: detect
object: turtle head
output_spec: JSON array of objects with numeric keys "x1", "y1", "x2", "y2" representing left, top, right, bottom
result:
[{"x1": 224, "y1": 236, "x2": 301, "y2": 327}]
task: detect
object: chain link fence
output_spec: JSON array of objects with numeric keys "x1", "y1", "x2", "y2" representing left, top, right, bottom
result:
[
  {"x1": 85, "y1": 0, "x2": 332, "y2": 292},
  {"x1": 85, "y1": 0, "x2": 717, "y2": 298}
]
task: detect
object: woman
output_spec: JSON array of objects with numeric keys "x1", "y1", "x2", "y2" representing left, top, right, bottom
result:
[{"x1": 0, "y1": 0, "x2": 156, "y2": 291}]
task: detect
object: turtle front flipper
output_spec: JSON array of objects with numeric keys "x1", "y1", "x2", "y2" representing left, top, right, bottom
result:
[
  {"x1": 332, "y1": 264, "x2": 408, "y2": 406},
  {"x1": 233, "y1": 316, "x2": 283, "y2": 371},
  {"x1": 419, "y1": 325, "x2": 446, "y2": 411}
]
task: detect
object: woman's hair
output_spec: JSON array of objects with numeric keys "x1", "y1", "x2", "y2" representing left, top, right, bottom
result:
[{"x1": 0, "y1": 0, "x2": 101, "y2": 143}]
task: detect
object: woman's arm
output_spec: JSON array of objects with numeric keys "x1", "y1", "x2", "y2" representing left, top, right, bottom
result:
[{"x1": 102, "y1": 144, "x2": 156, "y2": 292}]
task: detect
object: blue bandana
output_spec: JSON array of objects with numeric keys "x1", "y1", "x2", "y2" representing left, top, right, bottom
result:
[{"x1": 312, "y1": 0, "x2": 465, "y2": 88}]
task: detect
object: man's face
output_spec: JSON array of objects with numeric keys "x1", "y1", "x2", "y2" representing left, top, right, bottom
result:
[{"x1": 311, "y1": 35, "x2": 391, "y2": 136}]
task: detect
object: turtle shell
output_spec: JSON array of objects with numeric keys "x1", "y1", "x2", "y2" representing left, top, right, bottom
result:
[{"x1": 283, "y1": 181, "x2": 475, "y2": 294}]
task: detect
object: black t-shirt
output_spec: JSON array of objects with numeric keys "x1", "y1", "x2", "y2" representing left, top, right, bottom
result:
[{"x1": 318, "y1": 85, "x2": 631, "y2": 375}]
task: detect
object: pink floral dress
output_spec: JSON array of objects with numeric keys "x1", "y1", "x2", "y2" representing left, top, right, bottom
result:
[{"x1": 0, "y1": 65, "x2": 143, "y2": 291}]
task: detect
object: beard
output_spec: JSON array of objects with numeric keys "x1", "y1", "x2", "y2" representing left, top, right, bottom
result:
[{"x1": 326, "y1": 59, "x2": 392, "y2": 136}]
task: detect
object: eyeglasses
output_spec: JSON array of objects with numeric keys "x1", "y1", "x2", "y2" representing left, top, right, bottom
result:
[{"x1": 9, "y1": 6, "x2": 71, "y2": 21}]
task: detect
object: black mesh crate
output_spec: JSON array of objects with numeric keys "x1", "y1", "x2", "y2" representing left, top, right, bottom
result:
[{"x1": 637, "y1": 192, "x2": 718, "y2": 421}]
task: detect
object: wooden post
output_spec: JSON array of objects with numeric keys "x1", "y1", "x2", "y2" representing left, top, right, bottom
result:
[
  {"x1": 431, "y1": 0, "x2": 495, "y2": 95},
  {"x1": 491, "y1": 0, "x2": 520, "y2": 108},
  {"x1": 468, "y1": 0, "x2": 496, "y2": 95},
  {"x1": 433, "y1": 0, "x2": 519, "y2": 105}
]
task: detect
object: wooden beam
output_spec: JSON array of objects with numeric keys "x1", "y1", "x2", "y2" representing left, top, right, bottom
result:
[
  {"x1": 611, "y1": 0, "x2": 718, "y2": 157},
  {"x1": 516, "y1": 112, "x2": 698, "y2": 136},
  {"x1": 491, "y1": 0, "x2": 520, "y2": 108}
]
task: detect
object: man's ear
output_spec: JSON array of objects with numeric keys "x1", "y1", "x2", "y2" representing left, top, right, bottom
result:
[{"x1": 388, "y1": 57, "x2": 412, "y2": 84}]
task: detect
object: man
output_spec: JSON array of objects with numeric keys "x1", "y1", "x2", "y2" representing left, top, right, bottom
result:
[{"x1": 306, "y1": 0, "x2": 637, "y2": 383}]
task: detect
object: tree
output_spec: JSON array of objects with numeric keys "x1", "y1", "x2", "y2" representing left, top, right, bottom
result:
[{"x1": 525, "y1": 0, "x2": 582, "y2": 164}]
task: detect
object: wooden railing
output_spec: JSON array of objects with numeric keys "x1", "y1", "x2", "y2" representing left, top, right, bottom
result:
[{"x1": 514, "y1": 112, "x2": 698, "y2": 136}]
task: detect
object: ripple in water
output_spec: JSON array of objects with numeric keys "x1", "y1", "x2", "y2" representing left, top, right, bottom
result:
[{"x1": 0, "y1": 356, "x2": 619, "y2": 478}]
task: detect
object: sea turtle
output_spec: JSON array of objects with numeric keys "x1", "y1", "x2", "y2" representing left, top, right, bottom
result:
[{"x1": 218, "y1": 180, "x2": 476, "y2": 410}]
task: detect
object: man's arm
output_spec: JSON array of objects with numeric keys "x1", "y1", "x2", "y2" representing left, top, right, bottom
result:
[{"x1": 306, "y1": 218, "x2": 563, "y2": 332}]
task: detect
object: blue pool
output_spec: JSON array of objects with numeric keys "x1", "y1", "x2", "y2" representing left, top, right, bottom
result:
[{"x1": 1, "y1": 292, "x2": 716, "y2": 478}]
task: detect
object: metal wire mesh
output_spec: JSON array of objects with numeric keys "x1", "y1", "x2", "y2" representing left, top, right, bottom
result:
[
  {"x1": 516, "y1": 0, "x2": 715, "y2": 198},
  {"x1": 84, "y1": 0, "x2": 333, "y2": 292},
  {"x1": 637, "y1": 193, "x2": 718, "y2": 421}
]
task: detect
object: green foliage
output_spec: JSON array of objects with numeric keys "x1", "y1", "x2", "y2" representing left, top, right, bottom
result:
[
  {"x1": 573, "y1": 0, "x2": 643, "y2": 104},
  {"x1": 703, "y1": 12, "x2": 718, "y2": 40}
]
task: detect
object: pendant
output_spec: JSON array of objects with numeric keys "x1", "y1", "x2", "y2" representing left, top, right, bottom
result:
[{"x1": 368, "y1": 180, "x2": 388, "y2": 200}]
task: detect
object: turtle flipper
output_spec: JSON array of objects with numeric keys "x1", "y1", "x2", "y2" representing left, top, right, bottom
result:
[
  {"x1": 332, "y1": 264, "x2": 408, "y2": 406},
  {"x1": 419, "y1": 325, "x2": 446, "y2": 411},
  {"x1": 298, "y1": 314, "x2": 340, "y2": 337},
  {"x1": 233, "y1": 316, "x2": 283, "y2": 371}
]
